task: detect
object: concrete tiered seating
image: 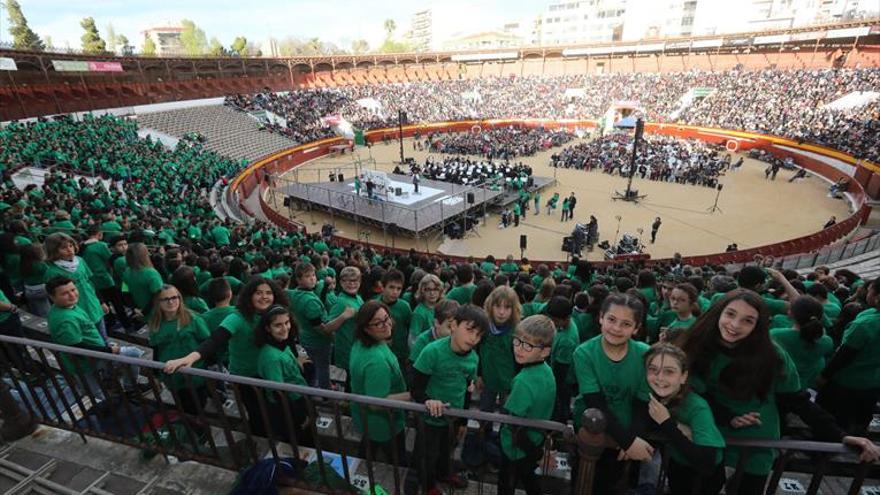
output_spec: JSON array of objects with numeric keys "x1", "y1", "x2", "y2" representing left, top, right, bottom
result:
[{"x1": 136, "y1": 105, "x2": 295, "y2": 163}]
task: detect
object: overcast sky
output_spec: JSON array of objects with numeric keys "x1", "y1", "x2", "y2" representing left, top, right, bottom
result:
[{"x1": 4, "y1": 0, "x2": 542, "y2": 50}]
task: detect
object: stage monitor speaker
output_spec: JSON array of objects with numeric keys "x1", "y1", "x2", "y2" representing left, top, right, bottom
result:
[
  {"x1": 283, "y1": 197, "x2": 291, "y2": 207},
  {"x1": 520, "y1": 235, "x2": 527, "y2": 250},
  {"x1": 338, "y1": 173, "x2": 344, "y2": 182},
  {"x1": 467, "y1": 192, "x2": 475, "y2": 204}
]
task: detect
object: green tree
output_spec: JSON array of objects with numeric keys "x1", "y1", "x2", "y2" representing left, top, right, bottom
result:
[
  {"x1": 117, "y1": 34, "x2": 129, "y2": 48},
  {"x1": 80, "y1": 17, "x2": 106, "y2": 53},
  {"x1": 105, "y1": 23, "x2": 117, "y2": 51},
  {"x1": 209, "y1": 37, "x2": 226, "y2": 56},
  {"x1": 383, "y1": 19, "x2": 396, "y2": 39},
  {"x1": 6, "y1": 0, "x2": 44, "y2": 51},
  {"x1": 43, "y1": 35, "x2": 54, "y2": 50},
  {"x1": 142, "y1": 36, "x2": 157, "y2": 56},
  {"x1": 179, "y1": 19, "x2": 208, "y2": 56},
  {"x1": 351, "y1": 39, "x2": 370, "y2": 54},
  {"x1": 231, "y1": 36, "x2": 247, "y2": 56}
]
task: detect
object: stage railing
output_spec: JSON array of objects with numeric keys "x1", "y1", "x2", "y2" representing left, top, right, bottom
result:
[{"x1": 1, "y1": 333, "x2": 878, "y2": 495}]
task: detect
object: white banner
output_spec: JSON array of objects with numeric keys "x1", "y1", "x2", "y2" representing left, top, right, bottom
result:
[{"x1": 0, "y1": 57, "x2": 17, "y2": 71}]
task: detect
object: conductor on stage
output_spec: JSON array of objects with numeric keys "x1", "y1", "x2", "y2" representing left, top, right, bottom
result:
[
  {"x1": 412, "y1": 171, "x2": 421, "y2": 195},
  {"x1": 366, "y1": 178, "x2": 375, "y2": 200}
]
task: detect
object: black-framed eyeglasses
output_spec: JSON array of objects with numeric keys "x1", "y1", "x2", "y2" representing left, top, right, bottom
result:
[
  {"x1": 368, "y1": 316, "x2": 392, "y2": 328},
  {"x1": 159, "y1": 296, "x2": 180, "y2": 303},
  {"x1": 513, "y1": 336, "x2": 545, "y2": 352}
]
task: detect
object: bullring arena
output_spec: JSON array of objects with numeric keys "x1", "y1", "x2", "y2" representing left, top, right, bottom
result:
[{"x1": 2, "y1": 12, "x2": 880, "y2": 495}]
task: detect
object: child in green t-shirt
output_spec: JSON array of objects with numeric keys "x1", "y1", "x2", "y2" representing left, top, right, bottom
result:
[
  {"x1": 643, "y1": 343, "x2": 725, "y2": 495},
  {"x1": 408, "y1": 299, "x2": 460, "y2": 378},
  {"x1": 478, "y1": 286, "x2": 521, "y2": 416},
  {"x1": 497, "y1": 315, "x2": 556, "y2": 495},
  {"x1": 571, "y1": 293, "x2": 653, "y2": 493},
  {"x1": 411, "y1": 305, "x2": 490, "y2": 493}
]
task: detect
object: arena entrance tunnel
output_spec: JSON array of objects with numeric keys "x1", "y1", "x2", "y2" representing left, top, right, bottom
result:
[{"x1": 230, "y1": 119, "x2": 875, "y2": 269}]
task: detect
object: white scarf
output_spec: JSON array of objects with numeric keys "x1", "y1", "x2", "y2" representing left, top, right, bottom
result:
[{"x1": 54, "y1": 258, "x2": 80, "y2": 273}]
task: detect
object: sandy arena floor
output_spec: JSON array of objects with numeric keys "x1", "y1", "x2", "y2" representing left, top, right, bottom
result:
[{"x1": 266, "y1": 136, "x2": 851, "y2": 262}]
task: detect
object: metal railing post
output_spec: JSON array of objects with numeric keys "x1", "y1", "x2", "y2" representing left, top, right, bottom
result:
[{"x1": 574, "y1": 408, "x2": 607, "y2": 495}]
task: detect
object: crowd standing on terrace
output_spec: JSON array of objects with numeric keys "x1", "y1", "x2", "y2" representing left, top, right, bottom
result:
[
  {"x1": 0, "y1": 69, "x2": 876, "y2": 494},
  {"x1": 227, "y1": 68, "x2": 880, "y2": 163}
]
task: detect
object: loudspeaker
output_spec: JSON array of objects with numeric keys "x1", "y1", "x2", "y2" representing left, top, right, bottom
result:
[
  {"x1": 467, "y1": 192, "x2": 475, "y2": 204},
  {"x1": 283, "y1": 197, "x2": 291, "y2": 207},
  {"x1": 634, "y1": 118, "x2": 645, "y2": 141},
  {"x1": 527, "y1": 177, "x2": 534, "y2": 188},
  {"x1": 395, "y1": 187, "x2": 403, "y2": 196},
  {"x1": 520, "y1": 235, "x2": 527, "y2": 250},
  {"x1": 338, "y1": 173, "x2": 344, "y2": 182}
]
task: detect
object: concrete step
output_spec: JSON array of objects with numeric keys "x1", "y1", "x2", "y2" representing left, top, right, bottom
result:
[{"x1": 2, "y1": 428, "x2": 236, "y2": 494}]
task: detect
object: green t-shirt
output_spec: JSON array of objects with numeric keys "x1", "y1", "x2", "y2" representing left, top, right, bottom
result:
[
  {"x1": 350, "y1": 340, "x2": 407, "y2": 441},
  {"x1": 123, "y1": 267, "x2": 164, "y2": 312},
  {"x1": 479, "y1": 328, "x2": 516, "y2": 393},
  {"x1": 201, "y1": 305, "x2": 236, "y2": 365},
  {"x1": 572, "y1": 336, "x2": 651, "y2": 428},
  {"x1": 80, "y1": 241, "x2": 115, "y2": 291},
  {"x1": 289, "y1": 287, "x2": 328, "y2": 347},
  {"x1": 149, "y1": 315, "x2": 210, "y2": 390},
  {"x1": 572, "y1": 310, "x2": 599, "y2": 342},
  {"x1": 500, "y1": 361, "x2": 556, "y2": 460},
  {"x1": 0, "y1": 290, "x2": 13, "y2": 323},
  {"x1": 210, "y1": 225, "x2": 231, "y2": 246},
  {"x1": 220, "y1": 311, "x2": 261, "y2": 377},
  {"x1": 770, "y1": 328, "x2": 833, "y2": 390},
  {"x1": 184, "y1": 296, "x2": 209, "y2": 314},
  {"x1": 413, "y1": 336, "x2": 478, "y2": 426},
  {"x1": 690, "y1": 345, "x2": 800, "y2": 475},
  {"x1": 409, "y1": 303, "x2": 435, "y2": 341},
  {"x1": 446, "y1": 284, "x2": 476, "y2": 305},
  {"x1": 257, "y1": 343, "x2": 307, "y2": 402},
  {"x1": 479, "y1": 261, "x2": 496, "y2": 275},
  {"x1": 500, "y1": 262, "x2": 519, "y2": 275},
  {"x1": 47, "y1": 304, "x2": 106, "y2": 374},
  {"x1": 521, "y1": 301, "x2": 547, "y2": 319},
  {"x1": 44, "y1": 259, "x2": 104, "y2": 325},
  {"x1": 667, "y1": 392, "x2": 725, "y2": 467},
  {"x1": 410, "y1": 329, "x2": 437, "y2": 364},
  {"x1": 328, "y1": 292, "x2": 363, "y2": 371},
  {"x1": 831, "y1": 308, "x2": 880, "y2": 390},
  {"x1": 551, "y1": 319, "x2": 579, "y2": 366},
  {"x1": 111, "y1": 256, "x2": 128, "y2": 288},
  {"x1": 379, "y1": 297, "x2": 413, "y2": 362}
]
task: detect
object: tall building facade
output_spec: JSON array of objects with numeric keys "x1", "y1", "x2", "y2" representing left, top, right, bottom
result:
[{"x1": 405, "y1": 9, "x2": 433, "y2": 51}]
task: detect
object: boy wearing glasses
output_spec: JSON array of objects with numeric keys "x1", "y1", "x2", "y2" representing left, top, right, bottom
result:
[
  {"x1": 327, "y1": 266, "x2": 363, "y2": 391},
  {"x1": 498, "y1": 315, "x2": 557, "y2": 495}
]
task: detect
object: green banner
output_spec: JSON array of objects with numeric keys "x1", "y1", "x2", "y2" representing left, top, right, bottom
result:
[{"x1": 52, "y1": 60, "x2": 89, "y2": 72}]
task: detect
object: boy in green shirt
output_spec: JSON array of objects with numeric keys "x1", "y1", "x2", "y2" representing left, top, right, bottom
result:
[
  {"x1": 412, "y1": 304, "x2": 490, "y2": 492},
  {"x1": 445, "y1": 264, "x2": 476, "y2": 305},
  {"x1": 46, "y1": 276, "x2": 144, "y2": 397},
  {"x1": 288, "y1": 263, "x2": 353, "y2": 389},
  {"x1": 201, "y1": 278, "x2": 237, "y2": 367},
  {"x1": 498, "y1": 315, "x2": 557, "y2": 495},
  {"x1": 408, "y1": 299, "x2": 461, "y2": 382},
  {"x1": 377, "y1": 269, "x2": 413, "y2": 366},
  {"x1": 545, "y1": 296, "x2": 579, "y2": 423},
  {"x1": 328, "y1": 266, "x2": 364, "y2": 389}
]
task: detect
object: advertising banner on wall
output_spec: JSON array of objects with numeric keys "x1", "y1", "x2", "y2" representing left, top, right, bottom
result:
[
  {"x1": 0, "y1": 57, "x2": 17, "y2": 71},
  {"x1": 52, "y1": 60, "x2": 124, "y2": 72},
  {"x1": 88, "y1": 61, "x2": 123, "y2": 72}
]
